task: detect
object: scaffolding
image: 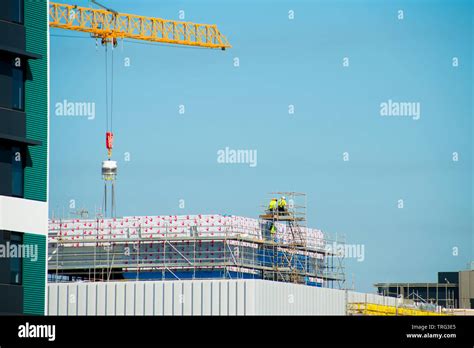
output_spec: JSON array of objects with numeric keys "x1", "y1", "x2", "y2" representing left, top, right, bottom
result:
[
  {"x1": 48, "y1": 204, "x2": 345, "y2": 289},
  {"x1": 260, "y1": 192, "x2": 310, "y2": 284}
]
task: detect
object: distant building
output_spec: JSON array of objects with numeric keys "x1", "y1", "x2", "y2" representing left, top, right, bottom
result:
[
  {"x1": 375, "y1": 265, "x2": 474, "y2": 309},
  {"x1": 0, "y1": 0, "x2": 48, "y2": 314}
]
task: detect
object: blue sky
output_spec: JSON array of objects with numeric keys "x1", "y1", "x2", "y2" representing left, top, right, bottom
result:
[{"x1": 49, "y1": 0, "x2": 473, "y2": 292}]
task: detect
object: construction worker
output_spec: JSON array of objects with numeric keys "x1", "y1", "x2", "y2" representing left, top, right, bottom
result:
[
  {"x1": 268, "y1": 198, "x2": 277, "y2": 213},
  {"x1": 278, "y1": 196, "x2": 287, "y2": 213},
  {"x1": 269, "y1": 223, "x2": 277, "y2": 242},
  {"x1": 270, "y1": 223, "x2": 276, "y2": 236}
]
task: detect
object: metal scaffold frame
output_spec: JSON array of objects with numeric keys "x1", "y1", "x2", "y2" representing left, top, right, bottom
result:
[
  {"x1": 259, "y1": 192, "x2": 308, "y2": 284},
  {"x1": 258, "y1": 192, "x2": 346, "y2": 288},
  {"x1": 48, "y1": 198, "x2": 345, "y2": 289}
]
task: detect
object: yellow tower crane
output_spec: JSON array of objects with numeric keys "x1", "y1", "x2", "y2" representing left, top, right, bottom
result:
[
  {"x1": 49, "y1": 2, "x2": 231, "y2": 49},
  {"x1": 49, "y1": 2, "x2": 231, "y2": 217}
]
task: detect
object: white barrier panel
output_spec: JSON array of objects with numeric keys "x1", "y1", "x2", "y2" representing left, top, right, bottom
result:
[{"x1": 48, "y1": 279, "x2": 397, "y2": 316}]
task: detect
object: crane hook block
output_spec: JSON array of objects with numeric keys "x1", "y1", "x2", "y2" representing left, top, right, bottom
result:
[{"x1": 106, "y1": 131, "x2": 114, "y2": 158}]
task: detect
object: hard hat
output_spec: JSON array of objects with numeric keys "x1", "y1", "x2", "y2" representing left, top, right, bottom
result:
[{"x1": 282, "y1": 196, "x2": 286, "y2": 200}]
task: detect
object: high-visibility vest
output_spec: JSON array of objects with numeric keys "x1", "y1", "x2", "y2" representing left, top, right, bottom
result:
[
  {"x1": 270, "y1": 224, "x2": 276, "y2": 234},
  {"x1": 278, "y1": 199, "x2": 287, "y2": 208},
  {"x1": 268, "y1": 200, "x2": 277, "y2": 210}
]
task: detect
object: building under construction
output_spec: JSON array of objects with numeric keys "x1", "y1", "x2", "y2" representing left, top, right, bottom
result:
[
  {"x1": 48, "y1": 193, "x2": 346, "y2": 289},
  {"x1": 47, "y1": 192, "x2": 456, "y2": 316}
]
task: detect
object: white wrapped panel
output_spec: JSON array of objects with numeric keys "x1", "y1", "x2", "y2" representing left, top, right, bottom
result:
[{"x1": 49, "y1": 214, "x2": 325, "y2": 250}]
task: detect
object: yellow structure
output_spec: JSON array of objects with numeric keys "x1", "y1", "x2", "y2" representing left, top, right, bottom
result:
[
  {"x1": 49, "y1": 2, "x2": 231, "y2": 49},
  {"x1": 348, "y1": 302, "x2": 448, "y2": 316}
]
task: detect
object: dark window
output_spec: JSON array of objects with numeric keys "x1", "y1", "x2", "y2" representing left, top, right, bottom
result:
[
  {"x1": 11, "y1": 0, "x2": 23, "y2": 24},
  {"x1": 0, "y1": 144, "x2": 25, "y2": 198},
  {"x1": 0, "y1": 231, "x2": 23, "y2": 286},
  {"x1": 0, "y1": 144, "x2": 12, "y2": 196},
  {"x1": 11, "y1": 146, "x2": 23, "y2": 197},
  {"x1": 12, "y1": 66, "x2": 24, "y2": 111},
  {"x1": 0, "y1": 0, "x2": 23, "y2": 24},
  {"x1": 0, "y1": 58, "x2": 25, "y2": 111},
  {"x1": 0, "y1": 60, "x2": 11, "y2": 109},
  {"x1": 9, "y1": 232, "x2": 22, "y2": 284}
]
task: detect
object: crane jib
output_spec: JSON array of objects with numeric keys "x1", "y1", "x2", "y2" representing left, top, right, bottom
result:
[{"x1": 49, "y1": 2, "x2": 231, "y2": 49}]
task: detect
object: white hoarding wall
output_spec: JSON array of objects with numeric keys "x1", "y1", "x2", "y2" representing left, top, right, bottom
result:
[{"x1": 48, "y1": 279, "x2": 398, "y2": 316}]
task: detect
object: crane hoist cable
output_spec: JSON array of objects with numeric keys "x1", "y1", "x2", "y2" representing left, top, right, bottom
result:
[
  {"x1": 105, "y1": 43, "x2": 108, "y2": 133},
  {"x1": 105, "y1": 41, "x2": 116, "y2": 159},
  {"x1": 96, "y1": 0, "x2": 118, "y2": 160},
  {"x1": 111, "y1": 44, "x2": 114, "y2": 134}
]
